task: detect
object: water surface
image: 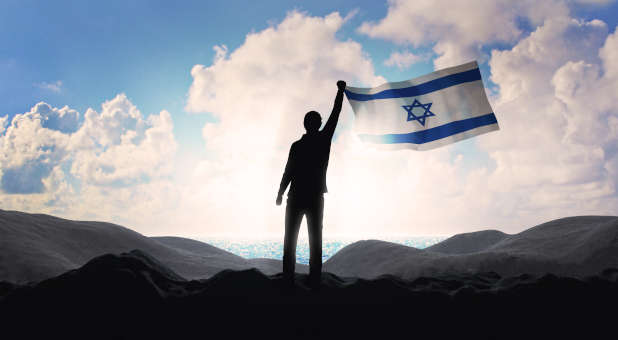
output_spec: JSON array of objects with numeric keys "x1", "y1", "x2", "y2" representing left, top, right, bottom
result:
[{"x1": 199, "y1": 236, "x2": 447, "y2": 264}]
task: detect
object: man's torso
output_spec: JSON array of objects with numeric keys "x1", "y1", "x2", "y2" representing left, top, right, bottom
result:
[{"x1": 287, "y1": 132, "x2": 332, "y2": 199}]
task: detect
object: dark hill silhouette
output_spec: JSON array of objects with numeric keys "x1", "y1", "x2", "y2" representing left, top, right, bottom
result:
[
  {"x1": 1, "y1": 249, "x2": 616, "y2": 338},
  {"x1": 2, "y1": 210, "x2": 618, "y2": 338}
]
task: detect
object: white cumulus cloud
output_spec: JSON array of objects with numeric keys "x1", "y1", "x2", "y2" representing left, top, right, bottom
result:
[
  {"x1": 475, "y1": 17, "x2": 618, "y2": 226},
  {"x1": 70, "y1": 94, "x2": 177, "y2": 186},
  {"x1": 0, "y1": 94, "x2": 179, "y2": 234},
  {"x1": 358, "y1": 0, "x2": 569, "y2": 69}
]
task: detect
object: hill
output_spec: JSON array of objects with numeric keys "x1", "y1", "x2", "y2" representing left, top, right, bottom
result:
[
  {"x1": 1, "y1": 249, "x2": 616, "y2": 338},
  {"x1": 2, "y1": 209, "x2": 617, "y2": 283},
  {"x1": 0, "y1": 209, "x2": 306, "y2": 283},
  {"x1": 324, "y1": 216, "x2": 618, "y2": 279}
]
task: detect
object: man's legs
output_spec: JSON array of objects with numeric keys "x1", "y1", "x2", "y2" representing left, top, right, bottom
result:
[
  {"x1": 283, "y1": 200, "x2": 303, "y2": 287},
  {"x1": 306, "y1": 195, "x2": 324, "y2": 288}
]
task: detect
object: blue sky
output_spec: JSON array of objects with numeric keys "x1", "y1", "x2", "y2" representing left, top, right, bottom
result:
[
  {"x1": 1, "y1": 1, "x2": 432, "y2": 153},
  {"x1": 7, "y1": 3, "x2": 339, "y2": 141},
  {"x1": 1, "y1": 0, "x2": 618, "y2": 237}
]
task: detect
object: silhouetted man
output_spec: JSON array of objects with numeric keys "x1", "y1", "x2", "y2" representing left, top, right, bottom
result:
[{"x1": 276, "y1": 80, "x2": 346, "y2": 289}]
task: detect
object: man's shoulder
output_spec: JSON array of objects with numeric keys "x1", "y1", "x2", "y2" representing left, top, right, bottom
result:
[
  {"x1": 289, "y1": 139, "x2": 304, "y2": 153},
  {"x1": 291, "y1": 139, "x2": 302, "y2": 148},
  {"x1": 291, "y1": 133, "x2": 329, "y2": 148}
]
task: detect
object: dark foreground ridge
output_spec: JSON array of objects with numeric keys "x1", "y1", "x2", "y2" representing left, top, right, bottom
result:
[{"x1": 1, "y1": 249, "x2": 617, "y2": 339}]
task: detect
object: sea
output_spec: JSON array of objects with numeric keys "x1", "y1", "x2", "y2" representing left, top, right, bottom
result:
[{"x1": 197, "y1": 236, "x2": 447, "y2": 264}]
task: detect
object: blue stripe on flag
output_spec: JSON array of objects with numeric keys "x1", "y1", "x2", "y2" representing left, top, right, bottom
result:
[
  {"x1": 345, "y1": 68, "x2": 482, "y2": 102},
  {"x1": 359, "y1": 113, "x2": 497, "y2": 145}
]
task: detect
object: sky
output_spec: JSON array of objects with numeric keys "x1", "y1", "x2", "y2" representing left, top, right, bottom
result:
[{"x1": 1, "y1": 0, "x2": 618, "y2": 238}]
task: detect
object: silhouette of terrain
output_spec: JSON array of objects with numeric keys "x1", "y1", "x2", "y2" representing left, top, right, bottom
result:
[
  {"x1": 0, "y1": 210, "x2": 618, "y2": 283},
  {"x1": 1, "y1": 248, "x2": 617, "y2": 338},
  {"x1": 2, "y1": 210, "x2": 618, "y2": 338},
  {"x1": 0, "y1": 209, "x2": 306, "y2": 283},
  {"x1": 426, "y1": 229, "x2": 508, "y2": 254},
  {"x1": 325, "y1": 216, "x2": 618, "y2": 279},
  {"x1": 3, "y1": 210, "x2": 618, "y2": 286}
]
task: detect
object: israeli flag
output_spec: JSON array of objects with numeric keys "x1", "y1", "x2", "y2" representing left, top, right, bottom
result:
[{"x1": 345, "y1": 61, "x2": 499, "y2": 151}]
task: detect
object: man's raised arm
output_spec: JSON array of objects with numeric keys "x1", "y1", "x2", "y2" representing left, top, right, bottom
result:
[{"x1": 322, "y1": 80, "x2": 346, "y2": 139}]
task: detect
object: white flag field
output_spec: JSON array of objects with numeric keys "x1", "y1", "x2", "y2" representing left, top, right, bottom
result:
[{"x1": 345, "y1": 61, "x2": 499, "y2": 151}]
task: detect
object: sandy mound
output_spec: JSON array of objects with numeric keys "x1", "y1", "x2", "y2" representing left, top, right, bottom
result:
[
  {"x1": 3, "y1": 209, "x2": 617, "y2": 284},
  {"x1": 0, "y1": 209, "x2": 305, "y2": 283},
  {"x1": 325, "y1": 216, "x2": 618, "y2": 279}
]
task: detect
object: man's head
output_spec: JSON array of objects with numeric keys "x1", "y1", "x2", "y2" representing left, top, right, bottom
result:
[{"x1": 303, "y1": 111, "x2": 322, "y2": 133}]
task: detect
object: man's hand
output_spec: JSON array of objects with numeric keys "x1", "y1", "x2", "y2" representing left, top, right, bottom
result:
[
  {"x1": 337, "y1": 80, "x2": 346, "y2": 91},
  {"x1": 276, "y1": 194, "x2": 283, "y2": 206}
]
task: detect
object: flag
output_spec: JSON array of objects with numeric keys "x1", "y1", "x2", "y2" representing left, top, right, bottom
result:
[{"x1": 345, "y1": 61, "x2": 499, "y2": 151}]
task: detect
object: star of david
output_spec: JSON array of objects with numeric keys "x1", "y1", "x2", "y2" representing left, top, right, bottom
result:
[{"x1": 402, "y1": 99, "x2": 435, "y2": 127}]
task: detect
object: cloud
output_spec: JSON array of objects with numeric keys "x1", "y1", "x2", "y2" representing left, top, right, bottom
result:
[
  {"x1": 358, "y1": 0, "x2": 570, "y2": 69},
  {"x1": 69, "y1": 94, "x2": 177, "y2": 186},
  {"x1": 185, "y1": 9, "x2": 615, "y2": 237},
  {"x1": 35, "y1": 80, "x2": 63, "y2": 93},
  {"x1": 2, "y1": 11, "x2": 387, "y2": 236},
  {"x1": 184, "y1": 10, "x2": 385, "y2": 236},
  {"x1": 327, "y1": 1, "x2": 618, "y2": 235},
  {"x1": 474, "y1": 18, "x2": 618, "y2": 225},
  {"x1": 135, "y1": 8, "x2": 618, "y2": 236},
  {"x1": 32, "y1": 102, "x2": 80, "y2": 133},
  {"x1": 384, "y1": 50, "x2": 424, "y2": 69},
  {"x1": 0, "y1": 94, "x2": 178, "y2": 232},
  {"x1": 0, "y1": 101, "x2": 80, "y2": 194},
  {"x1": 1, "y1": 163, "x2": 52, "y2": 194},
  {"x1": 0, "y1": 104, "x2": 72, "y2": 193}
]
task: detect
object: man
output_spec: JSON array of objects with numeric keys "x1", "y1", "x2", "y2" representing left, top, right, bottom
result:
[{"x1": 276, "y1": 80, "x2": 346, "y2": 289}]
